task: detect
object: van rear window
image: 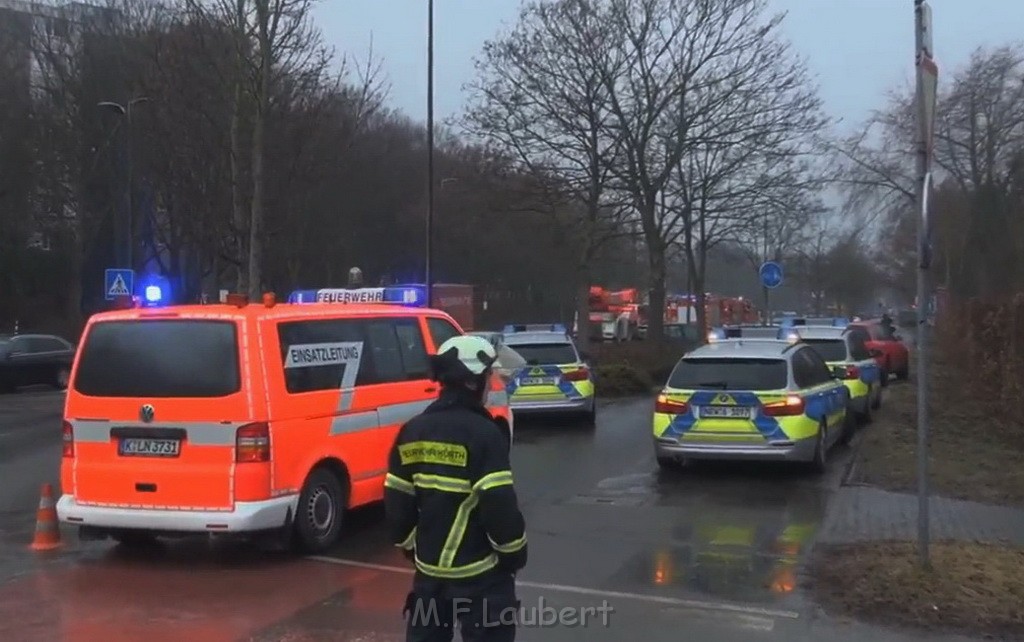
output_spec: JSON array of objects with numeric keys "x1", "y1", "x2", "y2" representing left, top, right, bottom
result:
[{"x1": 73, "y1": 320, "x2": 240, "y2": 397}]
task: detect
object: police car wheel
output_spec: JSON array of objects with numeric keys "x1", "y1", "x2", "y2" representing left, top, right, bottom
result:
[
  {"x1": 810, "y1": 423, "x2": 827, "y2": 473},
  {"x1": 858, "y1": 392, "x2": 874, "y2": 424},
  {"x1": 294, "y1": 467, "x2": 345, "y2": 553},
  {"x1": 896, "y1": 365, "x2": 909, "y2": 380}
]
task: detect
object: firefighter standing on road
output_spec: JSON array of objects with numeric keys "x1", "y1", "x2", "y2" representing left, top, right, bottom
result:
[{"x1": 385, "y1": 335, "x2": 527, "y2": 642}]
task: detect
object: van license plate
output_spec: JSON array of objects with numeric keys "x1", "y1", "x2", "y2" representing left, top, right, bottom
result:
[
  {"x1": 119, "y1": 438, "x2": 181, "y2": 457},
  {"x1": 521, "y1": 377, "x2": 555, "y2": 386},
  {"x1": 698, "y1": 406, "x2": 752, "y2": 419}
]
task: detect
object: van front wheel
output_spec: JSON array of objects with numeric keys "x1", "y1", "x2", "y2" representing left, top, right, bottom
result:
[{"x1": 294, "y1": 467, "x2": 346, "y2": 554}]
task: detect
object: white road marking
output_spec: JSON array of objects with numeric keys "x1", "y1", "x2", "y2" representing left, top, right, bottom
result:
[{"x1": 305, "y1": 556, "x2": 800, "y2": 620}]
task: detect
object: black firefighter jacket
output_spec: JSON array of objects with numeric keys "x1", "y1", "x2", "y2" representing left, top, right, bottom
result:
[{"x1": 384, "y1": 388, "x2": 527, "y2": 581}]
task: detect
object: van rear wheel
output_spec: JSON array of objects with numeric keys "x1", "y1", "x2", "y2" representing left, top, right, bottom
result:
[{"x1": 294, "y1": 467, "x2": 346, "y2": 554}]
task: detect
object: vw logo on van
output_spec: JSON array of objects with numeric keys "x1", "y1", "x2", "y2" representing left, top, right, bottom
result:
[{"x1": 139, "y1": 404, "x2": 155, "y2": 423}]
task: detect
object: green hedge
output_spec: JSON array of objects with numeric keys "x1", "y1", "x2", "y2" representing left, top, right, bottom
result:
[
  {"x1": 588, "y1": 340, "x2": 690, "y2": 397},
  {"x1": 593, "y1": 363, "x2": 654, "y2": 397}
]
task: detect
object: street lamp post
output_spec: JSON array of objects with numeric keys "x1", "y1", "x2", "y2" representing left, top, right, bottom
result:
[
  {"x1": 99, "y1": 97, "x2": 150, "y2": 272},
  {"x1": 425, "y1": 0, "x2": 435, "y2": 307}
]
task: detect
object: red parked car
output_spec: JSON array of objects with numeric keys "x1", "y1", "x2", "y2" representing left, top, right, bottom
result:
[{"x1": 848, "y1": 320, "x2": 909, "y2": 385}]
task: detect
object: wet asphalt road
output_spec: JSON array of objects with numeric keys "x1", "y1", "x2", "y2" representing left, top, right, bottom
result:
[{"x1": 0, "y1": 385, "x2": 980, "y2": 642}]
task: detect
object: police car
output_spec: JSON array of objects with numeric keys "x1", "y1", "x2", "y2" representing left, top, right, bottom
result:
[
  {"x1": 785, "y1": 326, "x2": 882, "y2": 422},
  {"x1": 653, "y1": 338, "x2": 851, "y2": 472},
  {"x1": 501, "y1": 324, "x2": 596, "y2": 424},
  {"x1": 777, "y1": 316, "x2": 849, "y2": 331},
  {"x1": 707, "y1": 324, "x2": 781, "y2": 342}
]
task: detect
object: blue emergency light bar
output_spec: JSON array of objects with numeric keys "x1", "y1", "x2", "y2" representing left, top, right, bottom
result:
[
  {"x1": 503, "y1": 323, "x2": 568, "y2": 334},
  {"x1": 288, "y1": 286, "x2": 427, "y2": 307}
]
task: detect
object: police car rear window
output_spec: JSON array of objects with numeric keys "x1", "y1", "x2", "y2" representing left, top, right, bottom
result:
[
  {"x1": 507, "y1": 343, "x2": 577, "y2": 366},
  {"x1": 668, "y1": 358, "x2": 788, "y2": 391},
  {"x1": 73, "y1": 320, "x2": 241, "y2": 397},
  {"x1": 802, "y1": 339, "x2": 848, "y2": 362}
]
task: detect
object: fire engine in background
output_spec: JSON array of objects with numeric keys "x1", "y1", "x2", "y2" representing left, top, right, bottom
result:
[
  {"x1": 651, "y1": 293, "x2": 758, "y2": 331},
  {"x1": 575, "y1": 286, "x2": 643, "y2": 342},
  {"x1": 575, "y1": 286, "x2": 757, "y2": 341}
]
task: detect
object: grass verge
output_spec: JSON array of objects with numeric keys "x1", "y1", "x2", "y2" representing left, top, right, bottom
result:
[
  {"x1": 809, "y1": 540, "x2": 1024, "y2": 639},
  {"x1": 856, "y1": 367, "x2": 1024, "y2": 507}
]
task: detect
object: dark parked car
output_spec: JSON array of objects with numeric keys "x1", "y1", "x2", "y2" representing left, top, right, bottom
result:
[{"x1": 0, "y1": 334, "x2": 76, "y2": 392}]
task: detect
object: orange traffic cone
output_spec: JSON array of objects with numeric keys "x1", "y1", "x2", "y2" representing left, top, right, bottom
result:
[{"x1": 30, "y1": 483, "x2": 62, "y2": 551}]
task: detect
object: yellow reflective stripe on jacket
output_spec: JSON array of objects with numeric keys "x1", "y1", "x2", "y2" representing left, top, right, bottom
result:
[
  {"x1": 385, "y1": 473, "x2": 415, "y2": 495},
  {"x1": 412, "y1": 473, "x2": 472, "y2": 494},
  {"x1": 473, "y1": 470, "x2": 513, "y2": 492},
  {"x1": 396, "y1": 526, "x2": 416, "y2": 550},
  {"x1": 416, "y1": 553, "x2": 499, "y2": 579},
  {"x1": 488, "y1": 533, "x2": 527, "y2": 554},
  {"x1": 439, "y1": 492, "x2": 481, "y2": 567}
]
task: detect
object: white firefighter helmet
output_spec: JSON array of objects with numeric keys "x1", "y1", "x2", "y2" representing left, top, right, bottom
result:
[{"x1": 431, "y1": 335, "x2": 498, "y2": 381}]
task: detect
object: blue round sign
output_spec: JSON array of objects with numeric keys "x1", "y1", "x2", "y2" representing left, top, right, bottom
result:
[{"x1": 759, "y1": 261, "x2": 783, "y2": 289}]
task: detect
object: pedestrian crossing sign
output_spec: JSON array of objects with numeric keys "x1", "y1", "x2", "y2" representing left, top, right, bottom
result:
[{"x1": 104, "y1": 269, "x2": 134, "y2": 300}]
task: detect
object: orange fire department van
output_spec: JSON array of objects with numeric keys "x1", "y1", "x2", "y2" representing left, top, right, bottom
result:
[{"x1": 56, "y1": 293, "x2": 513, "y2": 553}]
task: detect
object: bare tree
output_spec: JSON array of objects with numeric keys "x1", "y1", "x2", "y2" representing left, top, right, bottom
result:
[
  {"x1": 596, "y1": 0, "x2": 823, "y2": 339},
  {"x1": 463, "y1": 0, "x2": 632, "y2": 353},
  {"x1": 933, "y1": 45, "x2": 1024, "y2": 295}
]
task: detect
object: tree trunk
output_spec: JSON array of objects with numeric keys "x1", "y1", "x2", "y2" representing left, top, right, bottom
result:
[
  {"x1": 67, "y1": 225, "x2": 84, "y2": 330},
  {"x1": 230, "y1": 67, "x2": 247, "y2": 292},
  {"x1": 230, "y1": 0, "x2": 249, "y2": 293},
  {"x1": 647, "y1": 243, "x2": 666, "y2": 341},
  {"x1": 574, "y1": 268, "x2": 591, "y2": 356},
  {"x1": 248, "y1": 98, "x2": 266, "y2": 298}
]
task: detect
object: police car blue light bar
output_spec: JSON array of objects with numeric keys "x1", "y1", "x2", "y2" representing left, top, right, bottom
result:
[
  {"x1": 503, "y1": 323, "x2": 567, "y2": 334},
  {"x1": 288, "y1": 286, "x2": 427, "y2": 307}
]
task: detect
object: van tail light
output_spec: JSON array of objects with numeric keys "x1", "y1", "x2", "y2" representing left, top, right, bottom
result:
[
  {"x1": 655, "y1": 395, "x2": 689, "y2": 414},
  {"x1": 563, "y1": 367, "x2": 590, "y2": 381},
  {"x1": 62, "y1": 421, "x2": 74, "y2": 458},
  {"x1": 236, "y1": 422, "x2": 270, "y2": 463},
  {"x1": 762, "y1": 395, "x2": 805, "y2": 417},
  {"x1": 844, "y1": 365, "x2": 860, "y2": 380}
]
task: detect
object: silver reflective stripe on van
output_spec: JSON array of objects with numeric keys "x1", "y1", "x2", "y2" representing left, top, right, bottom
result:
[
  {"x1": 329, "y1": 399, "x2": 432, "y2": 435},
  {"x1": 69, "y1": 419, "x2": 246, "y2": 446},
  {"x1": 328, "y1": 397, "x2": 509, "y2": 436}
]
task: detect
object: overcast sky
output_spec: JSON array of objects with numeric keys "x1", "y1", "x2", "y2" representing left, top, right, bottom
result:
[{"x1": 312, "y1": 0, "x2": 1024, "y2": 133}]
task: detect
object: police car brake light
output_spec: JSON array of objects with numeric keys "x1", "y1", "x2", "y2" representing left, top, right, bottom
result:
[
  {"x1": 762, "y1": 395, "x2": 804, "y2": 416},
  {"x1": 655, "y1": 394, "x2": 688, "y2": 414},
  {"x1": 563, "y1": 366, "x2": 589, "y2": 381}
]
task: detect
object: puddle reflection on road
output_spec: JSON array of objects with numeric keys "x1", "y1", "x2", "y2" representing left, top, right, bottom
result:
[{"x1": 598, "y1": 466, "x2": 827, "y2": 607}]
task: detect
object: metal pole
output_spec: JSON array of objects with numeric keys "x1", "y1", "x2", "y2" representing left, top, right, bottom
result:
[
  {"x1": 914, "y1": 0, "x2": 932, "y2": 568},
  {"x1": 425, "y1": 0, "x2": 434, "y2": 307},
  {"x1": 126, "y1": 102, "x2": 134, "y2": 273}
]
